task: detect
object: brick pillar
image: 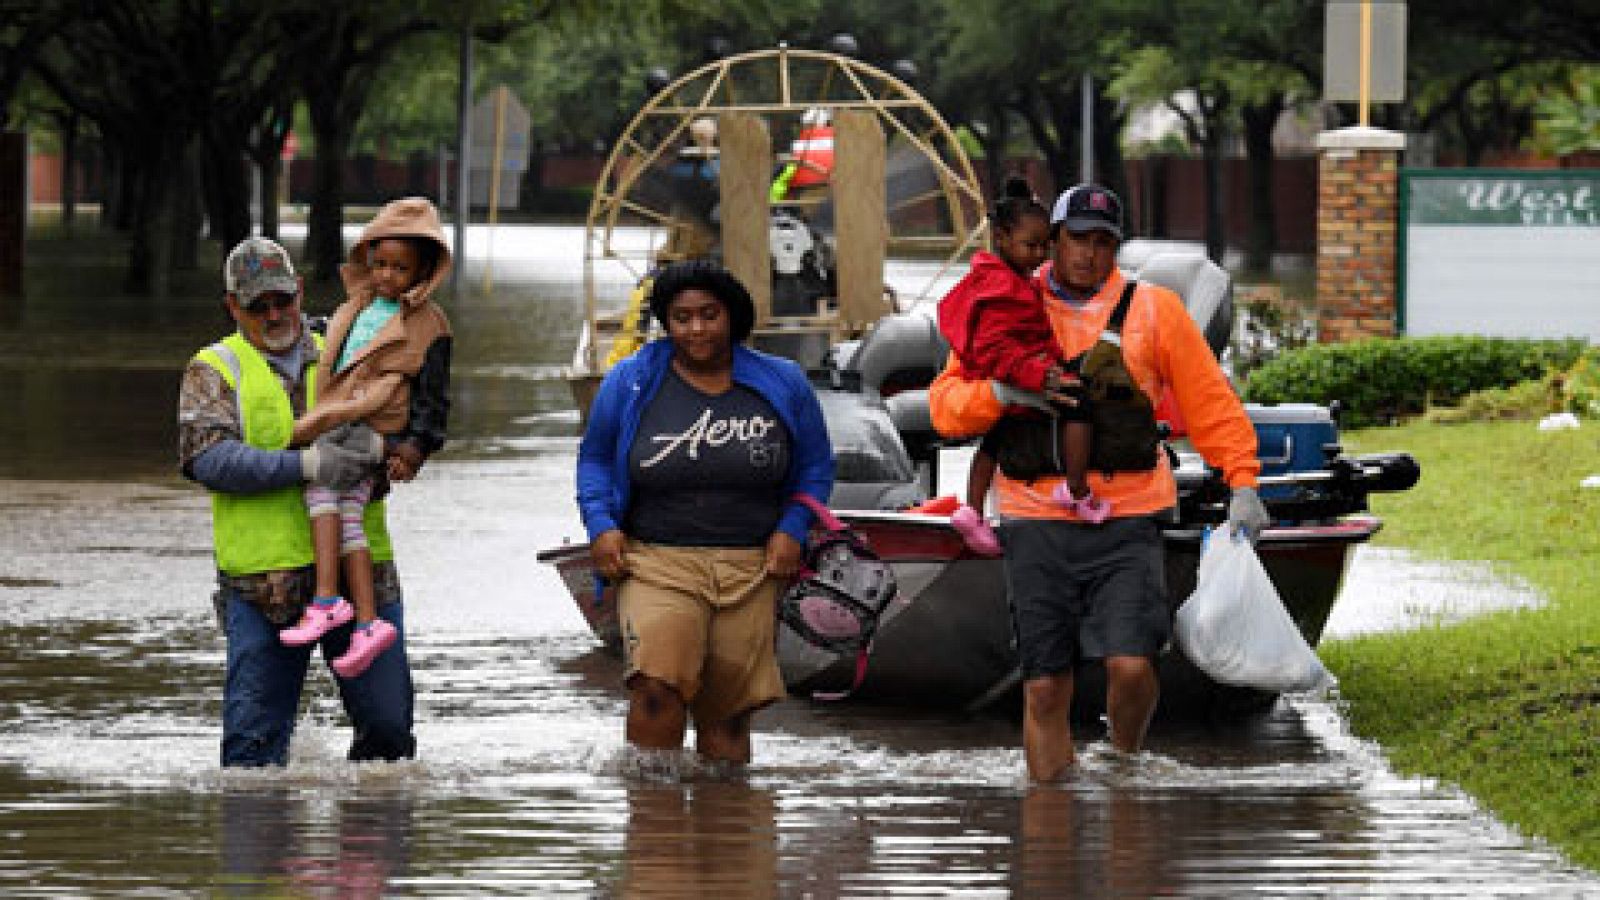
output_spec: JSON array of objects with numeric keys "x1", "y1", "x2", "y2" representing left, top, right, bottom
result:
[{"x1": 1315, "y1": 126, "x2": 1404, "y2": 342}]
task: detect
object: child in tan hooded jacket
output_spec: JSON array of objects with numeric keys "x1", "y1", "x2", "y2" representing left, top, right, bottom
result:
[{"x1": 277, "y1": 196, "x2": 454, "y2": 678}]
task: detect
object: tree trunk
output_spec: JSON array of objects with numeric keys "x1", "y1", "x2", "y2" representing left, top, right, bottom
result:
[
  {"x1": 59, "y1": 111, "x2": 78, "y2": 228},
  {"x1": 202, "y1": 129, "x2": 253, "y2": 253},
  {"x1": 172, "y1": 137, "x2": 203, "y2": 271},
  {"x1": 258, "y1": 153, "x2": 282, "y2": 240},
  {"x1": 1149, "y1": 155, "x2": 1170, "y2": 238},
  {"x1": 1091, "y1": 86, "x2": 1129, "y2": 217},
  {"x1": 1201, "y1": 129, "x2": 1226, "y2": 265},
  {"x1": 126, "y1": 137, "x2": 176, "y2": 295},
  {"x1": 980, "y1": 103, "x2": 1012, "y2": 201},
  {"x1": 1015, "y1": 86, "x2": 1075, "y2": 194},
  {"x1": 306, "y1": 122, "x2": 351, "y2": 281},
  {"x1": 1240, "y1": 99, "x2": 1282, "y2": 275},
  {"x1": 103, "y1": 142, "x2": 135, "y2": 232}
]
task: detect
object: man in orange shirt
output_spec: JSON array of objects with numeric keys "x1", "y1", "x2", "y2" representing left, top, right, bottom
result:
[{"x1": 929, "y1": 184, "x2": 1269, "y2": 781}]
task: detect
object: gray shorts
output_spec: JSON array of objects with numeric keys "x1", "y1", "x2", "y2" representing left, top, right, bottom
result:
[{"x1": 999, "y1": 516, "x2": 1170, "y2": 678}]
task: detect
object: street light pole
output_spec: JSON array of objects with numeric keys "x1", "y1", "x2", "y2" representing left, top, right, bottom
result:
[{"x1": 1080, "y1": 72, "x2": 1094, "y2": 184}]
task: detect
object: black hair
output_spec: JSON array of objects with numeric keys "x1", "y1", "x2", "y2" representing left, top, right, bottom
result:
[
  {"x1": 991, "y1": 176, "x2": 1048, "y2": 233},
  {"x1": 647, "y1": 259, "x2": 756, "y2": 343}
]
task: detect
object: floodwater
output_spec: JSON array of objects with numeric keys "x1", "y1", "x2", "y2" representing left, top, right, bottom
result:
[{"x1": 1, "y1": 223, "x2": 1596, "y2": 896}]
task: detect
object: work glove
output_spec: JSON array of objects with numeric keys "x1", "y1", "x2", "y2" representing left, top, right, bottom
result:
[
  {"x1": 1225, "y1": 486, "x2": 1271, "y2": 543},
  {"x1": 327, "y1": 421, "x2": 386, "y2": 460},
  {"x1": 301, "y1": 425, "x2": 383, "y2": 491},
  {"x1": 990, "y1": 380, "x2": 1052, "y2": 413}
]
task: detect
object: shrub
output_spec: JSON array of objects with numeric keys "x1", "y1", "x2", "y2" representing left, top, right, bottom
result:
[
  {"x1": 1559, "y1": 346, "x2": 1600, "y2": 418},
  {"x1": 1421, "y1": 375, "x2": 1564, "y2": 424},
  {"x1": 1242, "y1": 336, "x2": 1587, "y2": 428}
]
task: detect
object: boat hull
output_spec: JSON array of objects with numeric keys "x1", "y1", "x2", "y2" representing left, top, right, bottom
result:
[{"x1": 537, "y1": 512, "x2": 1378, "y2": 719}]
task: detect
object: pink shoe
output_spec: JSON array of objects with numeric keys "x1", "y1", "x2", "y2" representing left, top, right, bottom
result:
[
  {"x1": 1050, "y1": 482, "x2": 1078, "y2": 507},
  {"x1": 1074, "y1": 494, "x2": 1112, "y2": 524},
  {"x1": 1050, "y1": 483, "x2": 1112, "y2": 524},
  {"x1": 331, "y1": 619, "x2": 397, "y2": 679},
  {"x1": 279, "y1": 597, "x2": 354, "y2": 646},
  {"x1": 950, "y1": 504, "x2": 1003, "y2": 557}
]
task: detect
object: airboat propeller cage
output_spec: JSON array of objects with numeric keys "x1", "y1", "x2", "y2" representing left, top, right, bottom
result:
[{"x1": 579, "y1": 45, "x2": 988, "y2": 377}]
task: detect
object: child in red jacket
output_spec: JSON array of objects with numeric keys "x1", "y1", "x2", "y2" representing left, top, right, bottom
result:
[{"x1": 937, "y1": 178, "x2": 1108, "y2": 555}]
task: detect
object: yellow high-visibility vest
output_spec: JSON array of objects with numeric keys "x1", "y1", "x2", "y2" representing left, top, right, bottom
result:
[{"x1": 194, "y1": 332, "x2": 393, "y2": 575}]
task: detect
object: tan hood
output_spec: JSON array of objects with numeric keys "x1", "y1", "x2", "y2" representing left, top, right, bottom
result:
[{"x1": 340, "y1": 196, "x2": 454, "y2": 309}]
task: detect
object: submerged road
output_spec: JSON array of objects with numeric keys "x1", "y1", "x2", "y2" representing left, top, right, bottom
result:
[{"x1": 0, "y1": 223, "x2": 1591, "y2": 895}]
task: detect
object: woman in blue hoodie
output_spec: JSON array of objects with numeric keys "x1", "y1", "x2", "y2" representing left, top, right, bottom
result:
[{"x1": 577, "y1": 260, "x2": 834, "y2": 767}]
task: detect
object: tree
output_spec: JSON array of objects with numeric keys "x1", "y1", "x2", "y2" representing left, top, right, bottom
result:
[
  {"x1": 1111, "y1": 42, "x2": 1234, "y2": 263},
  {"x1": 27, "y1": 1, "x2": 321, "y2": 291},
  {"x1": 293, "y1": 5, "x2": 439, "y2": 280},
  {"x1": 30, "y1": 2, "x2": 220, "y2": 293},
  {"x1": 292, "y1": 0, "x2": 576, "y2": 281},
  {"x1": 1223, "y1": 1, "x2": 1320, "y2": 274},
  {"x1": 938, "y1": 0, "x2": 1133, "y2": 204},
  {"x1": 0, "y1": 2, "x2": 75, "y2": 129},
  {"x1": 1532, "y1": 67, "x2": 1600, "y2": 157}
]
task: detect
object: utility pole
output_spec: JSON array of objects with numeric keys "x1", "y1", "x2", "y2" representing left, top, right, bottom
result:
[{"x1": 1080, "y1": 73, "x2": 1094, "y2": 184}]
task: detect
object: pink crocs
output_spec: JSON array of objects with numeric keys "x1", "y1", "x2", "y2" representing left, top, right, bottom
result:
[
  {"x1": 1074, "y1": 494, "x2": 1112, "y2": 524},
  {"x1": 279, "y1": 597, "x2": 354, "y2": 646},
  {"x1": 331, "y1": 619, "x2": 398, "y2": 679},
  {"x1": 1050, "y1": 483, "x2": 1112, "y2": 524},
  {"x1": 950, "y1": 504, "x2": 1003, "y2": 557}
]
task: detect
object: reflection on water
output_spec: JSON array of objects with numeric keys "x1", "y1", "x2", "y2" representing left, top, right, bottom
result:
[{"x1": 1, "y1": 225, "x2": 1596, "y2": 895}]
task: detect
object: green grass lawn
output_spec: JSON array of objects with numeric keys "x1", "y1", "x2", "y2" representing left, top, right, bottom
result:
[{"x1": 1333, "y1": 419, "x2": 1600, "y2": 869}]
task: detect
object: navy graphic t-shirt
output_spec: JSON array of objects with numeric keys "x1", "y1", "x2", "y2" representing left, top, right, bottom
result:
[{"x1": 626, "y1": 367, "x2": 793, "y2": 547}]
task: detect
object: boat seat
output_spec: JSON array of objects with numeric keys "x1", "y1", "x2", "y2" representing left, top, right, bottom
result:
[
  {"x1": 1116, "y1": 238, "x2": 1207, "y2": 272},
  {"x1": 885, "y1": 388, "x2": 932, "y2": 436},
  {"x1": 1125, "y1": 251, "x2": 1234, "y2": 359},
  {"x1": 846, "y1": 310, "x2": 949, "y2": 399}
]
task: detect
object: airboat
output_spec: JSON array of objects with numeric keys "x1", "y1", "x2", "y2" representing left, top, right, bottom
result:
[
  {"x1": 567, "y1": 43, "x2": 986, "y2": 413},
  {"x1": 540, "y1": 45, "x2": 1421, "y2": 718}
]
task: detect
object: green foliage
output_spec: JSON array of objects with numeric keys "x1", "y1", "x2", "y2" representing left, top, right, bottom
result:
[
  {"x1": 1532, "y1": 66, "x2": 1600, "y2": 156},
  {"x1": 1559, "y1": 345, "x2": 1600, "y2": 418},
  {"x1": 1420, "y1": 375, "x2": 1563, "y2": 424},
  {"x1": 1242, "y1": 336, "x2": 1587, "y2": 428},
  {"x1": 1423, "y1": 345, "x2": 1600, "y2": 424}
]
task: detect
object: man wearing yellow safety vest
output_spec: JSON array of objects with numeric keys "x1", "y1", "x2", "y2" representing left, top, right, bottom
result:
[{"x1": 177, "y1": 237, "x2": 417, "y2": 767}]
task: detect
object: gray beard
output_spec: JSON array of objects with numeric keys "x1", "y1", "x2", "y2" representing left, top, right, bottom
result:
[{"x1": 262, "y1": 323, "x2": 300, "y2": 353}]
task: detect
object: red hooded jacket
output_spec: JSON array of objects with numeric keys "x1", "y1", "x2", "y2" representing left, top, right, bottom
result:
[{"x1": 936, "y1": 250, "x2": 1062, "y2": 393}]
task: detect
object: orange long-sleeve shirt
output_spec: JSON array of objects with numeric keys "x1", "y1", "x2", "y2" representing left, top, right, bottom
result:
[{"x1": 929, "y1": 264, "x2": 1259, "y2": 521}]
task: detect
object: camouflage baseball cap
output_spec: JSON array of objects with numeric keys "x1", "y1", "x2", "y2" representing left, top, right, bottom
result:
[{"x1": 224, "y1": 237, "x2": 299, "y2": 303}]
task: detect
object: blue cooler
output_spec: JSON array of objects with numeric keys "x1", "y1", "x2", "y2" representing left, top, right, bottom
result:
[{"x1": 1246, "y1": 403, "x2": 1339, "y2": 499}]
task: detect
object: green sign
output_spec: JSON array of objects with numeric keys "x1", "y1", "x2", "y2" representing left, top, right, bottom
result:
[{"x1": 1407, "y1": 173, "x2": 1600, "y2": 227}]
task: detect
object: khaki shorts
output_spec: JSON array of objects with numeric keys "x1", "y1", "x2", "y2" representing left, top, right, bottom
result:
[{"x1": 617, "y1": 540, "x2": 787, "y2": 724}]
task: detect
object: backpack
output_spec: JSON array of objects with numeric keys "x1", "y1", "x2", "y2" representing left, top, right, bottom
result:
[
  {"x1": 779, "y1": 494, "x2": 898, "y2": 700},
  {"x1": 1081, "y1": 281, "x2": 1161, "y2": 473}
]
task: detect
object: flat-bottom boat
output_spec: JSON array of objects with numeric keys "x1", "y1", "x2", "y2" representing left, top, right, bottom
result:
[{"x1": 537, "y1": 440, "x2": 1418, "y2": 719}]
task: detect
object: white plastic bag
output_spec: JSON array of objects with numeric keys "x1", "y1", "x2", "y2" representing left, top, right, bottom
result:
[{"x1": 1174, "y1": 523, "x2": 1335, "y2": 693}]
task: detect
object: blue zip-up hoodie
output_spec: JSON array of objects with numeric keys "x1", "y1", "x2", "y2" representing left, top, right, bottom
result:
[{"x1": 577, "y1": 338, "x2": 835, "y2": 545}]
